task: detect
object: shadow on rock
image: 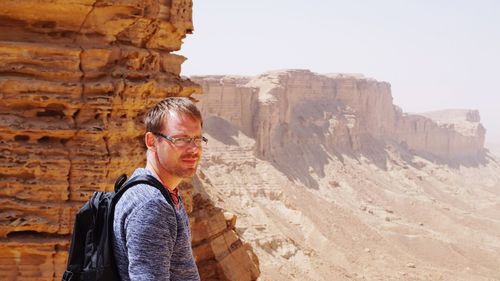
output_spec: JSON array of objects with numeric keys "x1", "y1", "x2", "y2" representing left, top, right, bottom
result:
[{"x1": 204, "y1": 116, "x2": 239, "y2": 146}]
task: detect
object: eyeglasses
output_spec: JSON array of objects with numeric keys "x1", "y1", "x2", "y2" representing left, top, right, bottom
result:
[{"x1": 153, "y1": 132, "x2": 208, "y2": 148}]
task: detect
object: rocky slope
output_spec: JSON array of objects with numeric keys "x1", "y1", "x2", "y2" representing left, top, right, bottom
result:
[
  {"x1": 0, "y1": 1, "x2": 259, "y2": 280},
  {"x1": 486, "y1": 141, "x2": 500, "y2": 158},
  {"x1": 191, "y1": 70, "x2": 500, "y2": 280}
]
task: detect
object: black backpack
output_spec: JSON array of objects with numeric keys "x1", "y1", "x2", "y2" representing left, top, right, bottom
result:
[{"x1": 62, "y1": 174, "x2": 175, "y2": 281}]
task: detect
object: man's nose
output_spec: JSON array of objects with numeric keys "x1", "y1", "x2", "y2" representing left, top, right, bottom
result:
[{"x1": 185, "y1": 140, "x2": 201, "y2": 152}]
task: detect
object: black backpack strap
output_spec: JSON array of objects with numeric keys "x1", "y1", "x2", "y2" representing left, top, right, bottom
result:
[
  {"x1": 113, "y1": 174, "x2": 175, "y2": 208},
  {"x1": 62, "y1": 269, "x2": 74, "y2": 281},
  {"x1": 114, "y1": 174, "x2": 128, "y2": 192}
]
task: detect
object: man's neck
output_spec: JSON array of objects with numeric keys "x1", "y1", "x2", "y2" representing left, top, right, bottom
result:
[{"x1": 145, "y1": 162, "x2": 181, "y2": 192}]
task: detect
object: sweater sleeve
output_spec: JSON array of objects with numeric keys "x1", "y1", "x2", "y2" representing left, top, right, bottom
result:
[{"x1": 124, "y1": 197, "x2": 177, "y2": 281}]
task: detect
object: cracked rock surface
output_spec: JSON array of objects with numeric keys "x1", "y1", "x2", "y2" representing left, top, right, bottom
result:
[{"x1": 0, "y1": 1, "x2": 259, "y2": 281}]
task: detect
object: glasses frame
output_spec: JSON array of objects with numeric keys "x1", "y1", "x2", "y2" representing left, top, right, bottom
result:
[{"x1": 153, "y1": 132, "x2": 208, "y2": 147}]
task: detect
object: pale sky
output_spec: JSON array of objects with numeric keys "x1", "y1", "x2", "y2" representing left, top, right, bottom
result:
[{"x1": 179, "y1": 0, "x2": 500, "y2": 148}]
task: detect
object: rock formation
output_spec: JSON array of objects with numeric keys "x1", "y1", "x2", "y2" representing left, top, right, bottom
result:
[
  {"x1": 191, "y1": 70, "x2": 500, "y2": 280},
  {"x1": 193, "y1": 70, "x2": 486, "y2": 164},
  {"x1": 190, "y1": 182, "x2": 260, "y2": 281},
  {"x1": 0, "y1": 1, "x2": 259, "y2": 280}
]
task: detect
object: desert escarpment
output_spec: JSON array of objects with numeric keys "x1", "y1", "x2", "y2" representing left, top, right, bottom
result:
[
  {"x1": 397, "y1": 110, "x2": 485, "y2": 162},
  {"x1": 193, "y1": 70, "x2": 485, "y2": 163},
  {"x1": 0, "y1": 1, "x2": 259, "y2": 280},
  {"x1": 192, "y1": 69, "x2": 500, "y2": 280}
]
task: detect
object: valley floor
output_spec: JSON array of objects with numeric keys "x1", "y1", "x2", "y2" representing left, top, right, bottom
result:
[{"x1": 196, "y1": 130, "x2": 500, "y2": 281}]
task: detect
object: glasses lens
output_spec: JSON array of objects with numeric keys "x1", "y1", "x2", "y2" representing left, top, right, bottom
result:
[
  {"x1": 193, "y1": 137, "x2": 207, "y2": 147},
  {"x1": 173, "y1": 138, "x2": 191, "y2": 147},
  {"x1": 172, "y1": 137, "x2": 207, "y2": 147}
]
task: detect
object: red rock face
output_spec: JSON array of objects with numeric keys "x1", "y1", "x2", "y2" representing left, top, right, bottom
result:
[
  {"x1": 189, "y1": 187, "x2": 260, "y2": 281},
  {"x1": 0, "y1": 1, "x2": 259, "y2": 280}
]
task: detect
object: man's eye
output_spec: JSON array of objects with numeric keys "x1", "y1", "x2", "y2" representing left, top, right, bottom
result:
[{"x1": 174, "y1": 137, "x2": 191, "y2": 143}]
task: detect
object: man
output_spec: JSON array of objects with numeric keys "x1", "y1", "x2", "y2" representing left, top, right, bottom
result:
[{"x1": 113, "y1": 97, "x2": 205, "y2": 281}]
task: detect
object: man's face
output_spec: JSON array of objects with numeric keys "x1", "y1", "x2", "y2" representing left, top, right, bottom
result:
[{"x1": 155, "y1": 112, "x2": 203, "y2": 180}]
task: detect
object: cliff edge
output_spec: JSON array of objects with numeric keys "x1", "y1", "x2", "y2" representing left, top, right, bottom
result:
[{"x1": 191, "y1": 69, "x2": 500, "y2": 281}]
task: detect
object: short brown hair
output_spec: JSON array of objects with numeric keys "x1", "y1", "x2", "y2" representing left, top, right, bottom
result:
[{"x1": 144, "y1": 97, "x2": 202, "y2": 133}]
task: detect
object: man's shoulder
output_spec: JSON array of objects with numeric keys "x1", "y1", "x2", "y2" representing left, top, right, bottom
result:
[
  {"x1": 116, "y1": 183, "x2": 168, "y2": 212},
  {"x1": 116, "y1": 168, "x2": 165, "y2": 206}
]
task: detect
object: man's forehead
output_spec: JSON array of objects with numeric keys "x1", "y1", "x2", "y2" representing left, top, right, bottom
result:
[
  {"x1": 163, "y1": 111, "x2": 201, "y2": 132},
  {"x1": 166, "y1": 111, "x2": 200, "y2": 122}
]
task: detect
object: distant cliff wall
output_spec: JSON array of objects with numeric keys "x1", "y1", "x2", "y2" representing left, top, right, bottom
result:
[
  {"x1": 192, "y1": 70, "x2": 486, "y2": 162},
  {"x1": 395, "y1": 112, "x2": 485, "y2": 160},
  {"x1": 193, "y1": 76, "x2": 256, "y2": 138}
]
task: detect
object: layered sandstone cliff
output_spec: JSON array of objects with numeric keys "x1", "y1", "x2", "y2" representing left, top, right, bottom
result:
[
  {"x1": 0, "y1": 1, "x2": 259, "y2": 280},
  {"x1": 193, "y1": 70, "x2": 486, "y2": 164}
]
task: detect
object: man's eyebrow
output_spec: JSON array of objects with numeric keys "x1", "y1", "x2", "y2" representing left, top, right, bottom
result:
[{"x1": 170, "y1": 133, "x2": 202, "y2": 138}]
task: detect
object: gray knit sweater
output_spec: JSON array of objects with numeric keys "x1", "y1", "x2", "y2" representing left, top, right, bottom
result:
[{"x1": 112, "y1": 168, "x2": 200, "y2": 281}]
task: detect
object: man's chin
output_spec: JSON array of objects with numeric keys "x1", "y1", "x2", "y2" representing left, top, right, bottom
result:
[{"x1": 176, "y1": 168, "x2": 197, "y2": 178}]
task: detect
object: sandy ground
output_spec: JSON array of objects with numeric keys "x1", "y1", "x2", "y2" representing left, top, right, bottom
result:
[{"x1": 196, "y1": 128, "x2": 500, "y2": 281}]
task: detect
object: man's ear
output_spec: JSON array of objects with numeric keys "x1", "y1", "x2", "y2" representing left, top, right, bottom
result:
[{"x1": 145, "y1": 132, "x2": 157, "y2": 152}]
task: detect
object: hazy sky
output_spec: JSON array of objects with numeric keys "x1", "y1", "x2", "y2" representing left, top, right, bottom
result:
[{"x1": 180, "y1": 0, "x2": 500, "y2": 147}]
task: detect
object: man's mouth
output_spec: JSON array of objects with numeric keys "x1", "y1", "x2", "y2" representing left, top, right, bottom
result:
[{"x1": 181, "y1": 157, "x2": 198, "y2": 165}]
